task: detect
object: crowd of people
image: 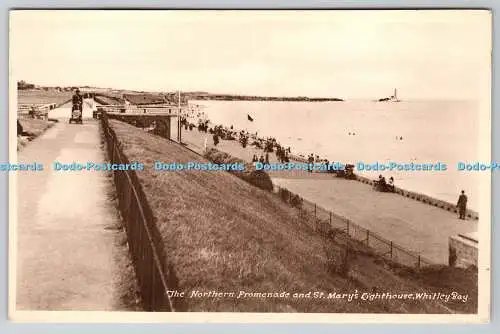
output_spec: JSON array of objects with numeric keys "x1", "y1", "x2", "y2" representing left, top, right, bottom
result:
[
  {"x1": 181, "y1": 106, "x2": 397, "y2": 184},
  {"x1": 251, "y1": 153, "x2": 269, "y2": 164},
  {"x1": 181, "y1": 107, "x2": 295, "y2": 163},
  {"x1": 374, "y1": 175, "x2": 396, "y2": 192},
  {"x1": 181, "y1": 106, "x2": 363, "y2": 177},
  {"x1": 249, "y1": 139, "x2": 292, "y2": 164}
]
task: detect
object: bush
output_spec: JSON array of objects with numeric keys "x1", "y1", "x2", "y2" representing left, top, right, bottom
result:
[
  {"x1": 324, "y1": 242, "x2": 351, "y2": 278},
  {"x1": 204, "y1": 148, "x2": 273, "y2": 192},
  {"x1": 279, "y1": 188, "x2": 291, "y2": 202},
  {"x1": 290, "y1": 194, "x2": 303, "y2": 208}
]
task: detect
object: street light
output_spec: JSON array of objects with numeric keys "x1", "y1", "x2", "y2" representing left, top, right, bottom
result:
[{"x1": 177, "y1": 90, "x2": 181, "y2": 143}]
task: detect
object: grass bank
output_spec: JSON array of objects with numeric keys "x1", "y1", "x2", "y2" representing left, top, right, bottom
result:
[
  {"x1": 18, "y1": 89, "x2": 72, "y2": 105},
  {"x1": 204, "y1": 148, "x2": 273, "y2": 191},
  {"x1": 95, "y1": 94, "x2": 123, "y2": 105},
  {"x1": 107, "y1": 119, "x2": 477, "y2": 313},
  {"x1": 17, "y1": 118, "x2": 57, "y2": 151}
]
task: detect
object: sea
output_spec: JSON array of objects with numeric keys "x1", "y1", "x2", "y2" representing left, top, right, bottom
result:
[{"x1": 189, "y1": 99, "x2": 484, "y2": 210}]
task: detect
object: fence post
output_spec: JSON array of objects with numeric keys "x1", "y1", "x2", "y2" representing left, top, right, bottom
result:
[
  {"x1": 151, "y1": 252, "x2": 156, "y2": 310},
  {"x1": 390, "y1": 241, "x2": 393, "y2": 259},
  {"x1": 111, "y1": 142, "x2": 116, "y2": 164},
  {"x1": 329, "y1": 212, "x2": 332, "y2": 225},
  {"x1": 417, "y1": 255, "x2": 421, "y2": 269},
  {"x1": 347, "y1": 221, "x2": 350, "y2": 235},
  {"x1": 366, "y1": 230, "x2": 369, "y2": 246},
  {"x1": 314, "y1": 204, "x2": 317, "y2": 231}
]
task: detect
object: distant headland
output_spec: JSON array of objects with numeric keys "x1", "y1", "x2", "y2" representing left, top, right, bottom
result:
[{"x1": 185, "y1": 92, "x2": 344, "y2": 102}]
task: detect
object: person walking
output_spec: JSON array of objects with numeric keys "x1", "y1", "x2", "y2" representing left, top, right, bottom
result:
[
  {"x1": 457, "y1": 190, "x2": 468, "y2": 220},
  {"x1": 307, "y1": 154, "x2": 314, "y2": 173},
  {"x1": 72, "y1": 89, "x2": 83, "y2": 122}
]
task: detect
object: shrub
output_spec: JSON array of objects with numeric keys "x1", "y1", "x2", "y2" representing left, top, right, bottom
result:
[
  {"x1": 290, "y1": 194, "x2": 303, "y2": 208},
  {"x1": 204, "y1": 148, "x2": 273, "y2": 192},
  {"x1": 324, "y1": 242, "x2": 351, "y2": 278},
  {"x1": 279, "y1": 188, "x2": 291, "y2": 202}
]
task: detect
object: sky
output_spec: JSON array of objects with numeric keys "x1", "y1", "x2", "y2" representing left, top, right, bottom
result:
[{"x1": 10, "y1": 10, "x2": 491, "y2": 99}]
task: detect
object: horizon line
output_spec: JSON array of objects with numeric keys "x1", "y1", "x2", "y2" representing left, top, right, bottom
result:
[{"x1": 16, "y1": 83, "x2": 478, "y2": 102}]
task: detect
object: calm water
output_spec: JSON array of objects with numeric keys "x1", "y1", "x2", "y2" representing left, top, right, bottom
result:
[{"x1": 191, "y1": 99, "x2": 482, "y2": 210}]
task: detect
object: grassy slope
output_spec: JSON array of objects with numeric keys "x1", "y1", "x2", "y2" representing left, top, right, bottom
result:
[
  {"x1": 17, "y1": 119, "x2": 56, "y2": 151},
  {"x1": 17, "y1": 90, "x2": 65, "y2": 150},
  {"x1": 18, "y1": 90, "x2": 72, "y2": 105},
  {"x1": 123, "y1": 93, "x2": 166, "y2": 105},
  {"x1": 109, "y1": 119, "x2": 477, "y2": 314},
  {"x1": 95, "y1": 95, "x2": 123, "y2": 105},
  {"x1": 19, "y1": 119, "x2": 53, "y2": 136}
]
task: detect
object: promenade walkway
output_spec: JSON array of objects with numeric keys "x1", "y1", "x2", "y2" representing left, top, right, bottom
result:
[
  {"x1": 15, "y1": 101, "x2": 137, "y2": 311},
  {"x1": 180, "y1": 128, "x2": 478, "y2": 265}
]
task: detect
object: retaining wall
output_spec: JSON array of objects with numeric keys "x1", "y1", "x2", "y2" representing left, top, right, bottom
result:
[
  {"x1": 101, "y1": 114, "x2": 180, "y2": 311},
  {"x1": 286, "y1": 156, "x2": 478, "y2": 219},
  {"x1": 449, "y1": 234, "x2": 478, "y2": 269},
  {"x1": 355, "y1": 175, "x2": 478, "y2": 220}
]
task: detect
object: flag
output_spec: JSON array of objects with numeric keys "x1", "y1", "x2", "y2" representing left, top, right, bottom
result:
[{"x1": 247, "y1": 114, "x2": 254, "y2": 122}]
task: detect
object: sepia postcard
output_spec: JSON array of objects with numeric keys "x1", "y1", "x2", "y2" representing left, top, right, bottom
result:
[{"x1": 8, "y1": 9, "x2": 491, "y2": 323}]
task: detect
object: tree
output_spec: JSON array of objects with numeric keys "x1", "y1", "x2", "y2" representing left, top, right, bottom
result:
[{"x1": 18, "y1": 80, "x2": 34, "y2": 90}]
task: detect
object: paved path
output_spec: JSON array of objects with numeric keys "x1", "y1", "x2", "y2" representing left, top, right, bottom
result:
[
  {"x1": 16, "y1": 100, "x2": 137, "y2": 310},
  {"x1": 180, "y1": 128, "x2": 478, "y2": 265}
]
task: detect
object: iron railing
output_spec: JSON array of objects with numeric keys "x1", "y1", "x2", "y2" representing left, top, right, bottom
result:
[
  {"x1": 101, "y1": 112, "x2": 180, "y2": 312},
  {"x1": 274, "y1": 185, "x2": 434, "y2": 269},
  {"x1": 103, "y1": 111, "x2": 434, "y2": 282}
]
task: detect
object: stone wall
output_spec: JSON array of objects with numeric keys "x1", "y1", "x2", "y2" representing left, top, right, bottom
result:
[
  {"x1": 281, "y1": 159, "x2": 479, "y2": 220},
  {"x1": 355, "y1": 175, "x2": 479, "y2": 220},
  {"x1": 448, "y1": 234, "x2": 478, "y2": 269}
]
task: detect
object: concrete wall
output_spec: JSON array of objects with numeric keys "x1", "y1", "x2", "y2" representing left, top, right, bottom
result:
[
  {"x1": 449, "y1": 234, "x2": 478, "y2": 269},
  {"x1": 106, "y1": 113, "x2": 173, "y2": 141},
  {"x1": 355, "y1": 175, "x2": 479, "y2": 220},
  {"x1": 283, "y1": 159, "x2": 479, "y2": 220}
]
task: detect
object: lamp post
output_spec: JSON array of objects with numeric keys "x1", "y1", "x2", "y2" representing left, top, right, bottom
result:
[{"x1": 177, "y1": 90, "x2": 181, "y2": 142}]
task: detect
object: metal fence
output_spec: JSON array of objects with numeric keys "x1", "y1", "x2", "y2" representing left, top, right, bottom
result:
[
  {"x1": 96, "y1": 104, "x2": 178, "y2": 114},
  {"x1": 101, "y1": 112, "x2": 179, "y2": 312},
  {"x1": 105, "y1": 112, "x2": 176, "y2": 141},
  {"x1": 102, "y1": 111, "x2": 433, "y2": 308},
  {"x1": 273, "y1": 184, "x2": 434, "y2": 269},
  {"x1": 17, "y1": 103, "x2": 55, "y2": 120}
]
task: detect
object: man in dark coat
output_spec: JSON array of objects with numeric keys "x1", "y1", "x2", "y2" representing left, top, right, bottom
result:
[
  {"x1": 72, "y1": 89, "x2": 83, "y2": 107},
  {"x1": 213, "y1": 133, "x2": 219, "y2": 146},
  {"x1": 72, "y1": 89, "x2": 83, "y2": 121},
  {"x1": 457, "y1": 190, "x2": 468, "y2": 220}
]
